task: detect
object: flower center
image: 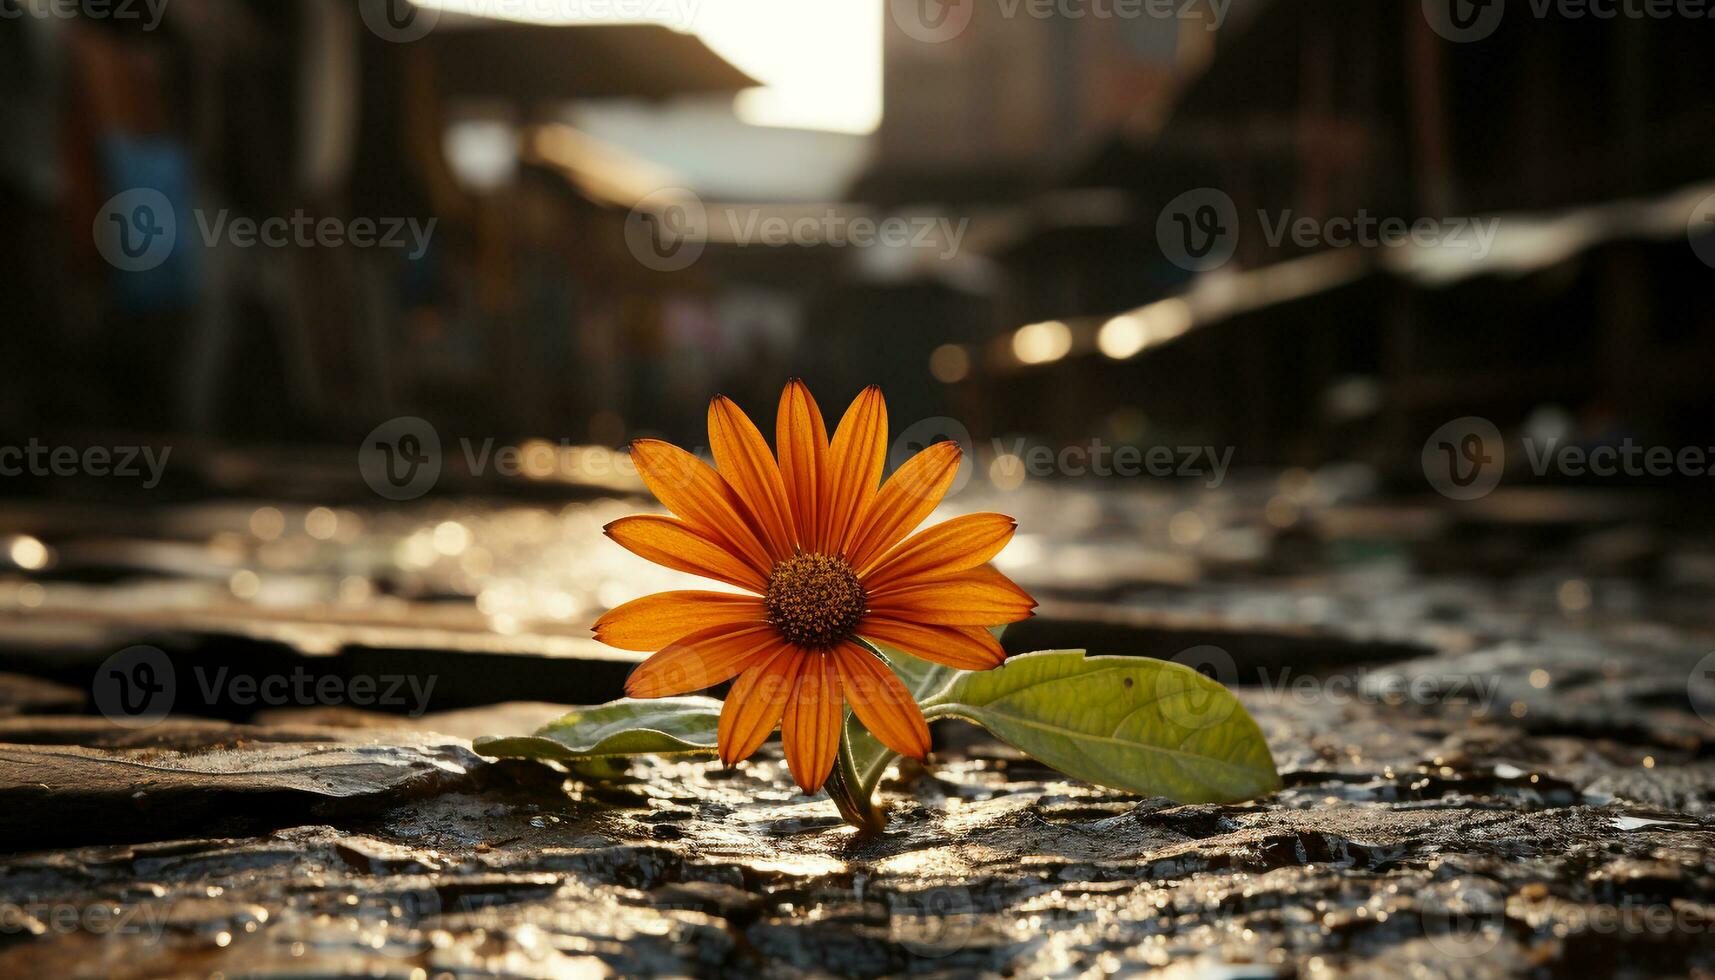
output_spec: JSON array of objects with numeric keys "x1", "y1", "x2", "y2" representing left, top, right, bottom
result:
[{"x1": 765, "y1": 553, "x2": 866, "y2": 649}]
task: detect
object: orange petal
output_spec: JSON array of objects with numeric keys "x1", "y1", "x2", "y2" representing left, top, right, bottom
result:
[
  {"x1": 821, "y1": 386, "x2": 888, "y2": 556},
  {"x1": 846, "y1": 441, "x2": 963, "y2": 570},
  {"x1": 780, "y1": 652, "x2": 843, "y2": 792},
  {"x1": 624, "y1": 623, "x2": 781, "y2": 697},
  {"x1": 866, "y1": 566, "x2": 1036, "y2": 627},
  {"x1": 717, "y1": 644, "x2": 804, "y2": 766},
  {"x1": 775, "y1": 380, "x2": 828, "y2": 555},
  {"x1": 709, "y1": 396, "x2": 798, "y2": 558},
  {"x1": 833, "y1": 642, "x2": 930, "y2": 760},
  {"x1": 595, "y1": 591, "x2": 769, "y2": 652},
  {"x1": 858, "y1": 618, "x2": 1006, "y2": 670},
  {"x1": 604, "y1": 515, "x2": 767, "y2": 593},
  {"x1": 858, "y1": 513, "x2": 1017, "y2": 590},
  {"x1": 629, "y1": 440, "x2": 773, "y2": 576}
]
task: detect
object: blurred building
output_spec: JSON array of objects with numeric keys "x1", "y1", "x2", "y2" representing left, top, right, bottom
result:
[
  {"x1": 850, "y1": 0, "x2": 1715, "y2": 483},
  {"x1": 859, "y1": 0, "x2": 1261, "y2": 203},
  {"x1": 0, "y1": 2, "x2": 761, "y2": 460},
  {"x1": 7, "y1": 0, "x2": 1715, "y2": 494}
]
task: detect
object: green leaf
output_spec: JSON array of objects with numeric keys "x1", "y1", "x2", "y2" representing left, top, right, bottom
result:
[
  {"x1": 473, "y1": 646, "x2": 1279, "y2": 826},
  {"x1": 473, "y1": 696, "x2": 720, "y2": 761},
  {"x1": 921, "y1": 650, "x2": 1279, "y2": 803}
]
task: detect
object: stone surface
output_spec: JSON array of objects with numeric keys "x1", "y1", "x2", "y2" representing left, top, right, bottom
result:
[
  {"x1": 0, "y1": 483, "x2": 1712, "y2": 976},
  {"x1": 0, "y1": 728, "x2": 484, "y2": 849},
  {"x1": 0, "y1": 672, "x2": 84, "y2": 716}
]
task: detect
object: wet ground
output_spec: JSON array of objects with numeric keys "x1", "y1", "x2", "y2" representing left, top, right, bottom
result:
[{"x1": 1, "y1": 460, "x2": 1713, "y2": 977}]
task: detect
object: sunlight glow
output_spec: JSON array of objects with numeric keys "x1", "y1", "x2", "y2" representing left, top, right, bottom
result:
[
  {"x1": 414, "y1": 0, "x2": 882, "y2": 134},
  {"x1": 1097, "y1": 299, "x2": 1193, "y2": 360},
  {"x1": 1012, "y1": 321, "x2": 1073, "y2": 365}
]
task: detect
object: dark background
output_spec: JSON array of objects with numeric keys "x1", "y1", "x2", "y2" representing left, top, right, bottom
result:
[{"x1": 3, "y1": 0, "x2": 1712, "y2": 493}]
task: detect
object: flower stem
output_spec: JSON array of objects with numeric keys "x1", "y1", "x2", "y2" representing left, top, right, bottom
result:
[{"x1": 826, "y1": 734, "x2": 887, "y2": 834}]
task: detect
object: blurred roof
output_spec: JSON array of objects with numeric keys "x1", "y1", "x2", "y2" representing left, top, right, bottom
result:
[
  {"x1": 522, "y1": 124, "x2": 684, "y2": 210},
  {"x1": 845, "y1": 164, "x2": 1053, "y2": 209},
  {"x1": 995, "y1": 176, "x2": 1715, "y2": 376},
  {"x1": 429, "y1": 22, "x2": 759, "y2": 102},
  {"x1": 1385, "y1": 179, "x2": 1715, "y2": 286}
]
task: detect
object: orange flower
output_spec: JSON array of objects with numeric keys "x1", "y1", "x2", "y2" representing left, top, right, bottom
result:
[{"x1": 594, "y1": 381, "x2": 1036, "y2": 792}]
